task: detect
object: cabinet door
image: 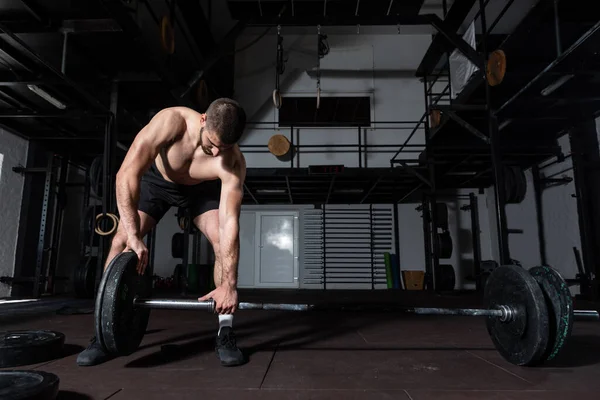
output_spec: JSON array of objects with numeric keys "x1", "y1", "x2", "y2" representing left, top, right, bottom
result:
[
  {"x1": 237, "y1": 211, "x2": 256, "y2": 288},
  {"x1": 254, "y1": 212, "x2": 299, "y2": 288}
]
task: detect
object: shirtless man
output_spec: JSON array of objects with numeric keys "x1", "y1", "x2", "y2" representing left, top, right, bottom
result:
[{"x1": 76, "y1": 98, "x2": 247, "y2": 367}]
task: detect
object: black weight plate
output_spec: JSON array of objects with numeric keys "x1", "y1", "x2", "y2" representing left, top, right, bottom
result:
[
  {"x1": 0, "y1": 331, "x2": 65, "y2": 368},
  {"x1": 100, "y1": 251, "x2": 151, "y2": 355},
  {"x1": 0, "y1": 370, "x2": 59, "y2": 400},
  {"x1": 484, "y1": 265, "x2": 549, "y2": 366},
  {"x1": 94, "y1": 253, "x2": 121, "y2": 352},
  {"x1": 437, "y1": 231, "x2": 453, "y2": 259},
  {"x1": 529, "y1": 265, "x2": 574, "y2": 362}
]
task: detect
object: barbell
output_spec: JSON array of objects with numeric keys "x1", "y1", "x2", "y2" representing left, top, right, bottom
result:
[{"x1": 95, "y1": 251, "x2": 598, "y2": 367}]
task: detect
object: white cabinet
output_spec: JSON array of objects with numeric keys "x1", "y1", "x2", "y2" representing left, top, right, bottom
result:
[{"x1": 238, "y1": 210, "x2": 299, "y2": 289}]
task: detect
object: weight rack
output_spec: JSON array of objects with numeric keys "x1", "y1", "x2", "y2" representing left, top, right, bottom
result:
[{"x1": 303, "y1": 206, "x2": 393, "y2": 289}]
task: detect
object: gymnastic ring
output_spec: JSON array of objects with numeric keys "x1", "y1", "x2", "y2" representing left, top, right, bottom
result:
[
  {"x1": 160, "y1": 15, "x2": 175, "y2": 55},
  {"x1": 272, "y1": 89, "x2": 282, "y2": 109},
  {"x1": 95, "y1": 213, "x2": 119, "y2": 236},
  {"x1": 316, "y1": 87, "x2": 321, "y2": 109}
]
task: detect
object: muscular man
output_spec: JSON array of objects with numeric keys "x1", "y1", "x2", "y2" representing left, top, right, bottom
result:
[{"x1": 76, "y1": 98, "x2": 247, "y2": 367}]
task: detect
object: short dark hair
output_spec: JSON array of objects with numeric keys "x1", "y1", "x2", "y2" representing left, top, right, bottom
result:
[{"x1": 205, "y1": 98, "x2": 246, "y2": 145}]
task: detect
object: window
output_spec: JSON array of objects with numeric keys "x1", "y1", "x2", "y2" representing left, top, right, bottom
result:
[{"x1": 278, "y1": 96, "x2": 371, "y2": 127}]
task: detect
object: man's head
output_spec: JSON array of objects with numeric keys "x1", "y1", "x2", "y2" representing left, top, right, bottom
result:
[{"x1": 200, "y1": 98, "x2": 246, "y2": 156}]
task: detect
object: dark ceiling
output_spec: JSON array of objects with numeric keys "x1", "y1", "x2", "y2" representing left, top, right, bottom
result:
[{"x1": 0, "y1": 0, "x2": 599, "y2": 205}]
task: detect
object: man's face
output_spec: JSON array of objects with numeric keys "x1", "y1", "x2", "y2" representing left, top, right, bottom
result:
[{"x1": 200, "y1": 127, "x2": 232, "y2": 157}]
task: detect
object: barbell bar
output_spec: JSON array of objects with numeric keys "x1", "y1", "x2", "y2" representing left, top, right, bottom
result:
[{"x1": 131, "y1": 297, "x2": 599, "y2": 322}]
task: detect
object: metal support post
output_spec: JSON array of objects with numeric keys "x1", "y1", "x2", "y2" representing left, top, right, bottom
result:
[
  {"x1": 531, "y1": 165, "x2": 547, "y2": 265},
  {"x1": 45, "y1": 156, "x2": 69, "y2": 294},
  {"x1": 358, "y1": 126, "x2": 362, "y2": 167},
  {"x1": 392, "y1": 201, "x2": 402, "y2": 289},
  {"x1": 421, "y1": 195, "x2": 433, "y2": 291},
  {"x1": 480, "y1": 0, "x2": 510, "y2": 265},
  {"x1": 290, "y1": 125, "x2": 294, "y2": 168},
  {"x1": 61, "y1": 32, "x2": 68, "y2": 74},
  {"x1": 569, "y1": 121, "x2": 600, "y2": 300},
  {"x1": 553, "y1": 0, "x2": 562, "y2": 56},
  {"x1": 469, "y1": 193, "x2": 482, "y2": 292},
  {"x1": 109, "y1": 82, "x2": 119, "y2": 213},
  {"x1": 424, "y1": 73, "x2": 439, "y2": 291},
  {"x1": 34, "y1": 156, "x2": 54, "y2": 297}
]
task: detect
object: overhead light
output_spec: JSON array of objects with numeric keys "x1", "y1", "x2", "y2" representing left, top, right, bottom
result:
[
  {"x1": 256, "y1": 189, "x2": 286, "y2": 194},
  {"x1": 27, "y1": 85, "x2": 67, "y2": 109},
  {"x1": 0, "y1": 298, "x2": 40, "y2": 304},
  {"x1": 335, "y1": 188, "x2": 364, "y2": 193},
  {"x1": 446, "y1": 172, "x2": 478, "y2": 176},
  {"x1": 540, "y1": 74, "x2": 574, "y2": 96},
  {"x1": 499, "y1": 119, "x2": 512, "y2": 130}
]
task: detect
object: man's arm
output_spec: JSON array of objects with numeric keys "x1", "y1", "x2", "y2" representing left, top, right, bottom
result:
[
  {"x1": 217, "y1": 154, "x2": 246, "y2": 288},
  {"x1": 116, "y1": 109, "x2": 185, "y2": 239}
]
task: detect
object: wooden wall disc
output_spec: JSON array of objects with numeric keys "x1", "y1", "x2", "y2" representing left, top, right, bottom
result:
[
  {"x1": 487, "y1": 49, "x2": 506, "y2": 86},
  {"x1": 268, "y1": 134, "x2": 291, "y2": 157},
  {"x1": 160, "y1": 15, "x2": 175, "y2": 55}
]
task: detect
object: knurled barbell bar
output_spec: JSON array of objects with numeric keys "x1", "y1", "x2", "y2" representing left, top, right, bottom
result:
[
  {"x1": 95, "y1": 251, "x2": 594, "y2": 367},
  {"x1": 130, "y1": 297, "x2": 596, "y2": 321}
]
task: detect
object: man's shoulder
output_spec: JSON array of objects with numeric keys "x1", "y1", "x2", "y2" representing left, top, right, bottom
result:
[
  {"x1": 217, "y1": 146, "x2": 245, "y2": 178},
  {"x1": 157, "y1": 106, "x2": 200, "y2": 120}
]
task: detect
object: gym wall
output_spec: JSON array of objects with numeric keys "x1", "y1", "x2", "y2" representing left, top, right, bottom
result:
[
  {"x1": 146, "y1": 30, "x2": 490, "y2": 290},
  {"x1": 235, "y1": 31, "x2": 433, "y2": 168},
  {"x1": 0, "y1": 128, "x2": 29, "y2": 298}
]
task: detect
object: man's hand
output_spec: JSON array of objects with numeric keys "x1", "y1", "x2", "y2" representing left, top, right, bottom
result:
[
  {"x1": 199, "y1": 285, "x2": 238, "y2": 314},
  {"x1": 124, "y1": 236, "x2": 148, "y2": 275}
]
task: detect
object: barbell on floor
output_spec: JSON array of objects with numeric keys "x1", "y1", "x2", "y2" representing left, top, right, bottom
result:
[
  {"x1": 95, "y1": 251, "x2": 596, "y2": 367},
  {"x1": 132, "y1": 297, "x2": 598, "y2": 321}
]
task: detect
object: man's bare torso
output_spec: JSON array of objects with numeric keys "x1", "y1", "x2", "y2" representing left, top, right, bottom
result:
[{"x1": 152, "y1": 107, "x2": 243, "y2": 186}]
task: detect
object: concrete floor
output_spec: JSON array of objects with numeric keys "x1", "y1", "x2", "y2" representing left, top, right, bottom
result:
[{"x1": 2, "y1": 293, "x2": 600, "y2": 399}]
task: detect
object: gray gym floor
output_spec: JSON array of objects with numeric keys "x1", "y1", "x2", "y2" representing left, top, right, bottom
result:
[{"x1": 2, "y1": 293, "x2": 600, "y2": 399}]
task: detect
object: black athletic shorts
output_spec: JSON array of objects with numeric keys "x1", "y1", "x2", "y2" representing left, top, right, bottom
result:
[{"x1": 138, "y1": 161, "x2": 221, "y2": 222}]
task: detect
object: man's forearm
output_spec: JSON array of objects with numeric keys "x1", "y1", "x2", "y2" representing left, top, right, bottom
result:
[
  {"x1": 115, "y1": 174, "x2": 141, "y2": 239},
  {"x1": 219, "y1": 217, "x2": 240, "y2": 288}
]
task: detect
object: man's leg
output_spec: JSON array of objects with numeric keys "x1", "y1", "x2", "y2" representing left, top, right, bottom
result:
[
  {"x1": 194, "y1": 209, "x2": 244, "y2": 366},
  {"x1": 77, "y1": 210, "x2": 157, "y2": 367}
]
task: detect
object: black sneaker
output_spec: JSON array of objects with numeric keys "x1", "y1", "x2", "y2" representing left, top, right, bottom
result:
[
  {"x1": 215, "y1": 327, "x2": 245, "y2": 367},
  {"x1": 76, "y1": 336, "x2": 112, "y2": 366}
]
